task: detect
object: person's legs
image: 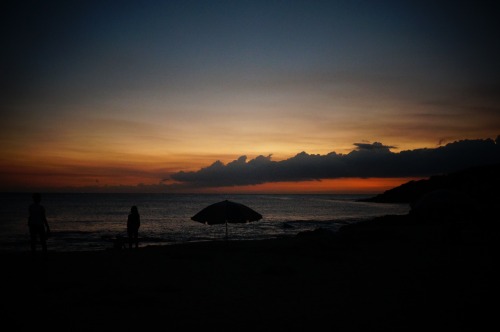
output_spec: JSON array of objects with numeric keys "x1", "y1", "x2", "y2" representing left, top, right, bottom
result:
[
  {"x1": 40, "y1": 229, "x2": 47, "y2": 254},
  {"x1": 127, "y1": 230, "x2": 133, "y2": 249},
  {"x1": 29, "y1": 227, "x2": 37, "y2": 254}
]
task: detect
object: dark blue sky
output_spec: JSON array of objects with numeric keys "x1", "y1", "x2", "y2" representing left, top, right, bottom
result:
[{"x1": 4, "y1": 1, "x2": 499, "y2": 102}]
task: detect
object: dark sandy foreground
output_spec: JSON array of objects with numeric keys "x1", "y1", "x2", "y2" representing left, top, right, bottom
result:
[{"x1": 2, "y1": 214, "x2": 498, "y2": 332}]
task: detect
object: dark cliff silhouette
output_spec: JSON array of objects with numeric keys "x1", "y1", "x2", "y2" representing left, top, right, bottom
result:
[
  {"x1": 357, "y1": 163, "x2": 500, "y2": 241},
  {"x1": 359, "y1": 163, "x2": 500, "y2": 205}
]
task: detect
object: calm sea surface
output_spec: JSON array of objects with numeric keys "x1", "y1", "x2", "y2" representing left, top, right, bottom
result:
[{"x1": 0, "y1": 193, "x2": 409, "y2": 252}]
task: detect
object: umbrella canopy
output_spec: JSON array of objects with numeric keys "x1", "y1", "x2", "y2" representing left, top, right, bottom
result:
[{"x1": 191, "y1": 200, "x2": 263, "y2": 238}]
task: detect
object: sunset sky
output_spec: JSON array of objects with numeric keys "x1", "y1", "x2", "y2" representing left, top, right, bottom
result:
[{"x1": 1, "y1": 1, "x2": 499, "y2": 193}]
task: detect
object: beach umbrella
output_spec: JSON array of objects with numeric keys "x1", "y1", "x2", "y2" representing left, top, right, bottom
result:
[{"x1": 191, "y1": 200, "x2": 263, "y2": 239}]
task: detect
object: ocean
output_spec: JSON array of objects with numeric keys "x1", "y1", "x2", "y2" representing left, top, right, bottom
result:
[{"x1": 0, "y1": 193, "x2": 409, "y2": 252}]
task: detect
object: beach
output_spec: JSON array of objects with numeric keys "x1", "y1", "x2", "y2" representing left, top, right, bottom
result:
[{"x1": 2, "y1": 213, "x2": 497, "y2": 331}]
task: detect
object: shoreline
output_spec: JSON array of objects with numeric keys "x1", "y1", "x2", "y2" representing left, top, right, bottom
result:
[
  {"x1": 0, "y1": 214, "x2": 392, "y2": 254},
  {"x1": 2, "y1": 214, "x2": 497, "y2": 331}
]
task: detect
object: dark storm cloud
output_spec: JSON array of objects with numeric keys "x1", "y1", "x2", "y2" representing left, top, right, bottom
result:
[
  {"x1": 170, "y1": 138, "x2": 500, "y2": 187},
  {"x1": 353, "y1": 142, "x2": 397, "y2": 150}
]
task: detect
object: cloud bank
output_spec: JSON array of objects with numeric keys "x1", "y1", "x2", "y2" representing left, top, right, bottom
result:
[{"x1": 170, "y1": 137, "x2": 500, "y2": 188}]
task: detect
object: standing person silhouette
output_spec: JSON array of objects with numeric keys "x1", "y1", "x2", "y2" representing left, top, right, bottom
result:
[
  {"x1": 127, "y1": 206, "x2": 140, "y2": 249},
  {"x1": 28, "y1": 193, "x2": 50, "y2": 256}
]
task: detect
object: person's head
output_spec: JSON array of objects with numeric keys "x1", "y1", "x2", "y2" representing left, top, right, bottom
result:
[
  {"x1": 131, "y1": 206, "x2": 138, "y2": 214},
  {"x1": 32, "y1": 193, "x2": 41, "y2": 203}
]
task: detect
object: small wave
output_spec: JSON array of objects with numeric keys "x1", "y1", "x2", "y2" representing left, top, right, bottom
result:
[{"x1": 51, "y1": 230, "x2": 95, "y2": 235}]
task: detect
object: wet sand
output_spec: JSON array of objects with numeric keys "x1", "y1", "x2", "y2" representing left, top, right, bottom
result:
[{"x1": 2, "y1": 214, "x2": 497, "y2": 331}]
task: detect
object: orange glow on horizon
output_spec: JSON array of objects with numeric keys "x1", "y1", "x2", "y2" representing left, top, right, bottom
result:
[
  {"x1": 191, "y1": 177, "x2": 423, "y2": 194},
  {"x1": 1, "y1": 159, "x2": 422, "y2": 195}
]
